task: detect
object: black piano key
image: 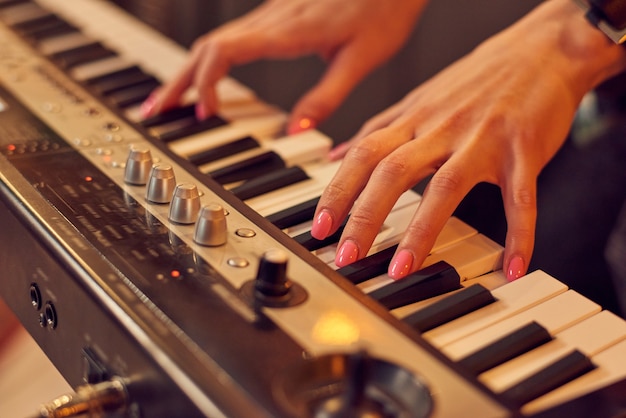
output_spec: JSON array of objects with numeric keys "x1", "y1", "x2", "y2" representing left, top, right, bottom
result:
[
  {"x1": 265, "y1": 196, "x2": 320, "y2": 229},
  {"x1": 51, "y1": 42, "x2": 117, "y2": 69},
  {"x1": 85, "y1": 65, "x2": 145, "y2": 86},
  {"x1": 11, "y1": 12, "x2": 62, "y2": 35},
  {"x1": 209, "y1": 151, "x2": 286, "y2": 185},
  {"x1": 229, "y1": 166, "x2": 310, "y2": 201},
  {"x1": 293, "y1": 218, "x2": 348, "y2": 251},
  {"x1": 92, "y1": 71, "x2": 159, "y2": 96},
  {"x1": 139, "y1": 103, "x2": 196, "y2": 128},
  {"x1": 106, "y1": 79, "x2": 161, "y2": 108},
  {"x1": 188, "y1": 136, "x2": 260, "y2": 166},
  {"x1": 151, "y1": 114, "x2": 227, "y2": 143},
  {"x1": 368, "y1": 261, "x2": 462, "y2": 310},
  {"x1": 500, "y1": 350, "x2": 596, "y2": 407},
  {"x1": 403, "y1": 283, "x2": 496, "y2": 333},
  {"x1": 457, "y1": 321, "x2": 553, "y2": 375},
  {"x1": 336, "y1": 245, "x2": 398, "y2": 284},
  {"x1": 28, "y1": 19, "x2": 78, "y2": 42}
]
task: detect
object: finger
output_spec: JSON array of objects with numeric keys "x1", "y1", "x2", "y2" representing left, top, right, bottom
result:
[
  {"x1": 501, "y1": 171, "x2": 537, "y2": 282},
  {"x1": 388, "y1": 157, "x2": 476, "y2": 279},
  {"x1": 311, "y1": 126, "x2": 414, "y2": 241},
  {"x1": 141, "y1": 55, "x2": 199, "y2": 118},
  {"x1": 144, "y1": 4, "x2": 311, "y2": 119},
  {"x1": 334, "y1": 139, "x2": 444, "y2": 268},
  {"x1": 287, "y1": 40, "x2": 386, "y2": 135}
]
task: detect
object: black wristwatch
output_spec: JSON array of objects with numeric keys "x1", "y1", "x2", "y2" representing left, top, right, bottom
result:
[{"x1": 575, "y1": 0, "x2": 626, "y2": 44}]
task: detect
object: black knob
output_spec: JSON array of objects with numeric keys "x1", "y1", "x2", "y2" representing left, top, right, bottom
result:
[
  {"x1": 241, "y1": 249, "x2": 307, "y2": 307},
  {"x1": 255, "y1": 249, "x2": 290, "y2": 297}
]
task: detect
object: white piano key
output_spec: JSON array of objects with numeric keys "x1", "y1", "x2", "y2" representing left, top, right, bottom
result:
[
  {"x1": 440, "y1": 290, "x2": 601, "y2": 361},
  {"x1": 258, "y1": 130, "x2": 332, "y2": 167},
  {"x1": 522, "y1": 338, "x2": 626, "y2": 416},
  {"x1": 423, "y1": 232, "x2": 503, "y2": 280},
  {"x1": 0, "y1": 2, "x2": 50, "y2": 26},
  {"x1": 422, "y1": 270, "x2": 568, "y2": 348},
  {"x1": 37, "y1": 31, "x2": 95, "y2": 56},
  {"x1": 70, "y1": 55, "x2": 136, "y2": 82},
  {"x1": 479, "y1": 310, "x2": 626, "y2": 393}
]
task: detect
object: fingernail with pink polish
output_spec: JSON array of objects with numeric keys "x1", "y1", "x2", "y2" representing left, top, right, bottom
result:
[
  {"x1": 287, "y1": 117, "x2": 316, "y2": 135},
  {"x1": 335, "y1": 240, "x2": 358, "y2": 267},
  {"x1": 195, "y1": 102, "x2": 208, "y2": 120},
  {"x1": 389, "y1": 249, "x2": 413, "y2": 280},
  {"x1": 328, "y1": 142, "x2": 349, "y2": 161},
  {"x1": 311, "y1": 210, "x2": 333, "y2": 239},
  {"x1": 507, "y1": 255, "x2": 525, "y2": 281},
  {"x1": 140, "y1": 94, "x2": 157, "y2": 118}
]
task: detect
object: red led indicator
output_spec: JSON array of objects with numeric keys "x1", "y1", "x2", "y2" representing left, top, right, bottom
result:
[
  {"x1": 170, "y1": 270, "x2": 181, "y2": 279},
  {"x1": 84, "y1": 176, "x2": 93, "y2": 182},
  {"x1": 7, "y1": 144, "x2": 16, "y2": 151}
]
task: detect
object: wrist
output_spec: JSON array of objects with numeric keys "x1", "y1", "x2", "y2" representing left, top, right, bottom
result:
[
  {"x1": 539, "y1": 0, "x2": 626, "y2": 94},
  {"x1": 494, "y1": 0, "x2": 626, "y2": 101}
]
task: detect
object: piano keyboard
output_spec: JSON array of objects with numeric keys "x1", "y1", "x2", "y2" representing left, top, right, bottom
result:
[{"x1": 1, "y1": 0, "x2": 625, "y2": 417}]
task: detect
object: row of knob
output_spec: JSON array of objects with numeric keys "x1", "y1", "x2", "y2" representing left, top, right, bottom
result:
[
  {"x1": 124, "y1": 147, "x2": 227, "y2": 247},
  {"x1": 123, "y1": 147, "x2": 306, "y2": 307}
]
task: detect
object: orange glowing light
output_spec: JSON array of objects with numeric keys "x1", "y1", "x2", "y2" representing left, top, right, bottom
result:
[
  {"x1": 298, "y1": 117, "x2": 312, "y2": 130},
  {"x1": 84, "y1": 176, "x2": 93, "y2": 182},
  {"x1": 170, "y1": 270, "x2": 181, "y2": 278},
  {"x1": 7, "y1": 144, "x2": 16, "y2": 151}
]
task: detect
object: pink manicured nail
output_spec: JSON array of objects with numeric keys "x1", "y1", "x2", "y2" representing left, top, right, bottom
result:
[
  {"x1": 335, "y1": 240, "x2": 358, "y2": 267},
  {"x1": 311, "y1": 210, "x2": 333, "y2": 239},
  {"x1": 507, "y1": 255, "x2": 525, "y2": 281},
  {"x1": 195, "y1": 102, "x2": 208, "y2": 120},
  {"x1": 389, "y1": 249, "x2": 413, "y2": 280},
  {"x1": 287, "y1": 117, "x2": 316, "y2": 135},
  {"x1": 328, "y1": 142, "x2": 350, "y2": 161},
  {"x1": 140, "y1": 94, "x2": 157, "y2": 118}
]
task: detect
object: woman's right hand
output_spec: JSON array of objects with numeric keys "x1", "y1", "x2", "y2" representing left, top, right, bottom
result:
[{"x1": 141, "y1": 0, "x2": 427, "y2": 133}]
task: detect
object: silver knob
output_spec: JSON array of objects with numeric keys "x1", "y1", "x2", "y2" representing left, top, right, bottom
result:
[
  {"x1": 124, "y1": 147, "x2": 153, "y2": 185},
  {"x1": 168, "y1": 183, "x2": 201, "y2": 224},
  {"x1": 146, "y1": 164, "x2": 176, "y2": 203},
  {"x1": 194, "y1": 204, "x2": 227, "y2": 246}
]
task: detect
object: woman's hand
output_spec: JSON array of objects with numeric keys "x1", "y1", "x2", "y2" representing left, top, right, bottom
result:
[
  {"x1": 312, "y1": 0, "x2": 626, "y2": 282},
  {"x1": 141, "y1": 0, "x2": 426, "y2": 133}
]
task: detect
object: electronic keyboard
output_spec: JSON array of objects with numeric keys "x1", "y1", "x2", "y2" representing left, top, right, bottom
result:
[{"x1": 0, "y1": 0, "x2": 625, "y2": 417}]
